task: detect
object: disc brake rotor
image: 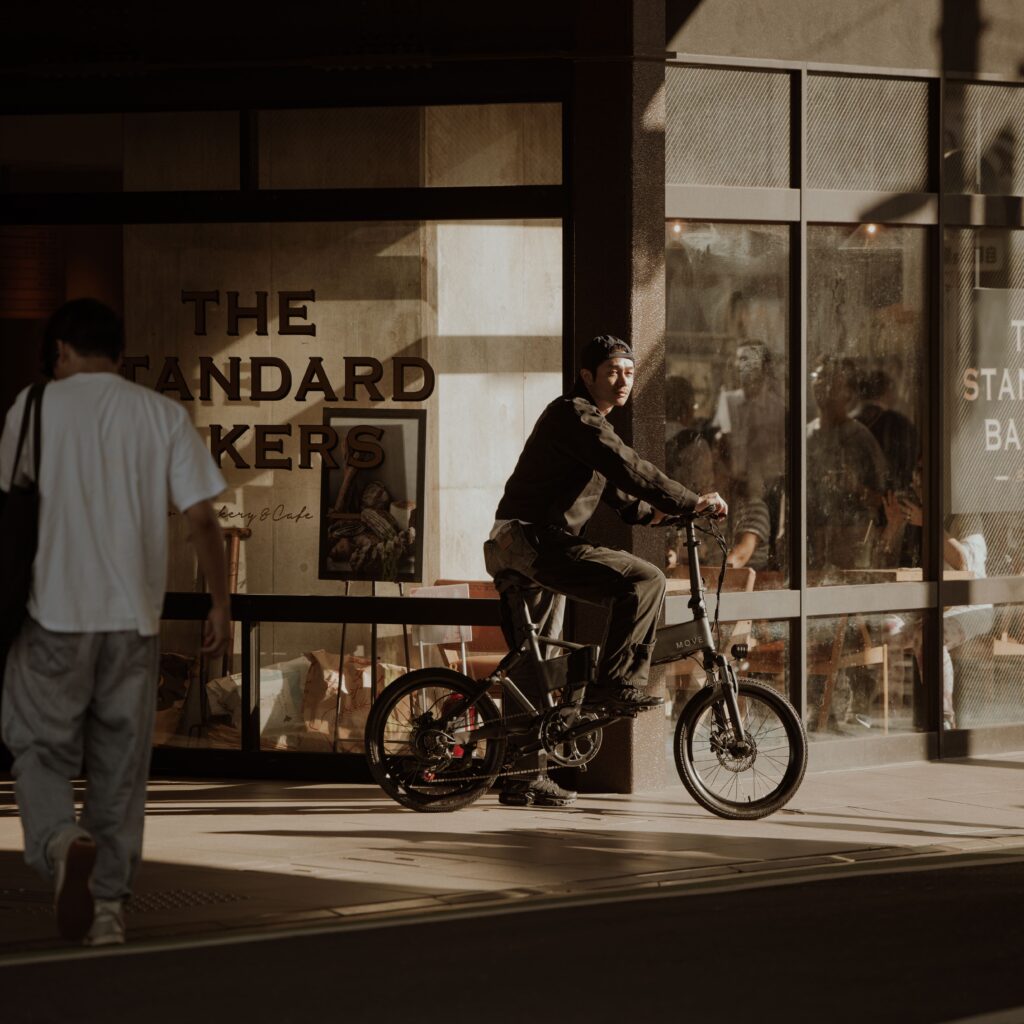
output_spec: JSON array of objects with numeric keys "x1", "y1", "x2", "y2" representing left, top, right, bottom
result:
[{"x1": 710, "y1": 728, "x2": 758, "y2": 773}]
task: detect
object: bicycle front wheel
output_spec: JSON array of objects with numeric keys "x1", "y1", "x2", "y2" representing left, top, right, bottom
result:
[
  {"x1": 365, "y1": 668, "x2": 506, "y2": 813},
  {"x1": 675, "y1": 678, "x2": 807, "y2": 820}
]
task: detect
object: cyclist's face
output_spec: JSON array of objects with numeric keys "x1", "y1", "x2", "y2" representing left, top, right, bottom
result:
[{"x1": 583, "y1": 357, "x2": 635, "y2": 413}]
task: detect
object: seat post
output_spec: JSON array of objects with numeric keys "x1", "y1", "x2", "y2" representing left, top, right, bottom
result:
[
  {"x1": 495, "y1": 571, "x2": 547, "y2": 662},
  {"x1": 515, "y1": 591, "x2": 545, "y2": 662}
]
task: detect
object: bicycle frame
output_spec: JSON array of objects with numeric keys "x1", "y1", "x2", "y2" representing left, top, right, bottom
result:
[
  {"x1": 653, "y1": 517, "x2": 748, "y2": 742},
  {"x1": 447, "y1": 516, "x2": 748, "y2": 746}
]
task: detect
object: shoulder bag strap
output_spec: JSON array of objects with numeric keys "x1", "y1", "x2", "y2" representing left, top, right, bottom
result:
[
  {"x1": 9, "y1": 382, "x2": 45, "y2": 491},
  {"x1": 31, "y1": 381, "x2": 44, "y2": 483}
]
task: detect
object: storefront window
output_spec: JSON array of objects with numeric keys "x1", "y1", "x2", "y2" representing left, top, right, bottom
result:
[
  {"x1": 118, "y1": 218, "x2": 561, "y2": 598},
  {"x1": 945, "y1": 228, "x2": 1024, "y2": 579},
  {"x1": 807, "y1": 225, "x2": 928, "y2": 585},
  {"x1": 125, "y1": 217, "x2": 559, "y2": 751},
  {"x1": 806, "y1": 611, "x2": 925, "y2": 741},
  {"x1": 665, "y1": 221, "x2": 790, "y2": 589}
]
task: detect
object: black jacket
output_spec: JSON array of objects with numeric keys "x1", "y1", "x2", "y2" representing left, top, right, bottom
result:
[{"x1": 495, "y1": 382, "x2": 699, "y2": 535}]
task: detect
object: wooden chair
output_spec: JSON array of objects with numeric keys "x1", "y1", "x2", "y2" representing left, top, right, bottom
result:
[
  {"x1": 993, "y1": 631, "x2": 1024, "y2": 658},
  {"x1": 809, "y1": 615, "x2": 889, "y2": 734},
  {"x1": 423, "y1": 579, "x2": 510, "y2": 680}
]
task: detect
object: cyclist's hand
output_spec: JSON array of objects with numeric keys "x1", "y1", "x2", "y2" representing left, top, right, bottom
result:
[{"x1": 695, "y1": 492, "x2": 728, "y2": 519}]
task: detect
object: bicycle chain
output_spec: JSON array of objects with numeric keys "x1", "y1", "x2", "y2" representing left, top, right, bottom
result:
[{"x1": 406, "y1": 705, "x2": 596, "y2": 783}]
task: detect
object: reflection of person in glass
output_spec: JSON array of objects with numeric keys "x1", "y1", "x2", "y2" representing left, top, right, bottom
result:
[
  {"x1": 855, "y1": 368, "x2": 919, "y2": 492},
  {"x1": 806, "y1": 356, "x2": 887, "y2": 574},
  {"x1": 716, "y1": 340, "x2": 785, "y2": 571},
  {"x1": 881, "y1": 474, "x2": 993, "y2": 729},
  {"x1": 664, "y1": 376, "x2": 713, "y2": 570}
]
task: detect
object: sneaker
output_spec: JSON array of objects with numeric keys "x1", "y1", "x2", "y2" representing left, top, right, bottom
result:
[
  {"x1": 584, "y1": 685, "x2": 664, "y2": 710},
  {"x1": 47, "y1": 826, "x2": 96, "y2": 942},
  {"x1": 85, "y1": 899, "x2": 125, "y2": 947},
  {"x1": 499, "y1": 776, "x2": 577, "y2": 807}
]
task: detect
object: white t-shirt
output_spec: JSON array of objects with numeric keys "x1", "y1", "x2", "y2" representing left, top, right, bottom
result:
[{"x1": 0, "y1": 373, "x2": 226, "y2": 636}]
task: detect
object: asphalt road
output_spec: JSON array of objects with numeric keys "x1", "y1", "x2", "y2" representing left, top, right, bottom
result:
[{"x1": 5, "y1": 859, "x2": 1024, "y2": 1024}]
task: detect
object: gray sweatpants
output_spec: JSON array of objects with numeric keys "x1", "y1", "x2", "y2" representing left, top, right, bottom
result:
[{"x1": 1, "y1": 618, "x2": 160, "y2": 900}]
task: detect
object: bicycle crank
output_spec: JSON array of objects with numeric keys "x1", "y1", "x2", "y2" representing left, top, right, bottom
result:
[{"x1": 539, "y1": 707, "x2": 604, "y2": 768}]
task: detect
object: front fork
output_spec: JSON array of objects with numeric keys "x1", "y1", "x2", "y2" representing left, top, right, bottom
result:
[{"x1": 708, "y1": 653, "x2": 747, "y2": 744}]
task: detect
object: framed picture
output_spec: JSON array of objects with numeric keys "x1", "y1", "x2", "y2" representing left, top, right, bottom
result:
[{"x1": 318, "y1": 408, "x2": 426, "y2": 582}]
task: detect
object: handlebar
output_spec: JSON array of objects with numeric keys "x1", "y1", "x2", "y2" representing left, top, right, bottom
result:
[{"x1": 661, "y1": 507, "x2": 727, "y2": 526}]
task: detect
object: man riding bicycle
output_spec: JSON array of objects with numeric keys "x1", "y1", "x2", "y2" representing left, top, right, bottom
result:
[{"x1": 483, "y1": 334, "x2": 728, "y2": 806}]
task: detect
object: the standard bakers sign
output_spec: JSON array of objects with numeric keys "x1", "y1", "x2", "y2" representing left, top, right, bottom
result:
[
  {"x1": 125, "y1": 289, "x2": 430, "y2": 582},
  {"x1": 953, "y1": 289, "x2": 1024, "y2": 513},
  {"x1": 119, "y1": 289, "x2": 434, "y2": 470}
]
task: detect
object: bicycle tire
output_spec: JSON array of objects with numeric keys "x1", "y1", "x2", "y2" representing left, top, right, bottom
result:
[
  {"x1": 365, "y1": 668, "x2": 506, "y2": 813},
  {"x1": 674, "y1": 677, "x2": 807, "y2": 820}
]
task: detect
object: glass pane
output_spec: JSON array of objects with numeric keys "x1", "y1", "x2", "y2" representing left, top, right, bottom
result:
[
  {"x1": 0, "y1": 114, "x2": 122, "y2": 192},
  {"x1": 807, "y1": 225, "x2": 928, "y2": 585},
  {"x1": 807, "y1": 611, "x2": 925, "y2": 740},
  {"x1": 808, "y1": 75, "x2": 929, "y2": 192},
  {"x1": 663, "y1": 619, "x2": 790, "y2": 750},
  {"x1": 259, "y1": 104, "x2": 562, "y2": 189},
  {"x1": 0, "y1": 113, "x2": 239, "y2": 192},
  {"x1": 425, "y1": 104, "x2": 561, "y2": 187},
  {"x1": 944, "y1": 228, "x2": 1024, "y2": 578},
  {"x1": 154, "y1": 619, "x2": 241, "y2": 750},
  {"x1": 665, "y1": 221, "x2": 790, "y2": 589},
  {"x1": 116, "y1": 219, "x2": 561, "y2": 594},
  {"x1": 123, "y1": 112, "x2": 240, "y2": 191},
  {"x1": 258, "y1": 621, "x2": 412, "y2": 753},
  {"x1": 257, "y1": 608, "x2": 512, "y2": 754},
  {"x1": 946, "y1": 603, "x2": 1024, "y2": 730}
]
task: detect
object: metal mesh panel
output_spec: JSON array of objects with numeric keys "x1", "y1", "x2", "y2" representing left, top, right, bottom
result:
[
  {"x1": 945, "y1": 83, "x2": 1024, "y2": 195},
  {"x1": 808, "y1": 75, "x2": 929, "y2": 192},
  {"x1": 944, "y1": 228, "x2": 1024, "y2": 571},
  {"x1": 666, "y1": 66, "x2": 790, "y2": 188}
]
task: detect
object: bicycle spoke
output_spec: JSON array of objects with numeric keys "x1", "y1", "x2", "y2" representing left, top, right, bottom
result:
[
  {"x1": 684, "y1": 690, "x2": 795, "y2": 808},
  {"x1": 367, "y1": 673, "x2": 507, "y2": 810}
]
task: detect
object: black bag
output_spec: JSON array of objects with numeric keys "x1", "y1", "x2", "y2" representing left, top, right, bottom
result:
[{"x1": 0, "y1": 382, "x2": 45, "y2": 660}]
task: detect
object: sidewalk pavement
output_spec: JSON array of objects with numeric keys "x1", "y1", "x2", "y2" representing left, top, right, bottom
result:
[{"x1": 1, "y1": 751, "x2": 1023, "y2": 959}]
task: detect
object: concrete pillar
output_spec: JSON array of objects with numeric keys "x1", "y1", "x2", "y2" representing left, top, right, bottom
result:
[{"x1": 567, "y1": 1, "x2": 669, "y2": 793}]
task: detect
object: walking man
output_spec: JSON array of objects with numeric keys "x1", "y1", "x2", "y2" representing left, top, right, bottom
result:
[{"x1": 0, "y1": 298, "x2": 230, "y2": 945}]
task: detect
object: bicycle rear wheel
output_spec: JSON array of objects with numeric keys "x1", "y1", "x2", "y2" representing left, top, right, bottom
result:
[
  {"x1": 365, "y1": 668, "x2": 506, "y2": 812},
  {"x1": 675, "y1": 678, "x2": 807, "y2": 820}
]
